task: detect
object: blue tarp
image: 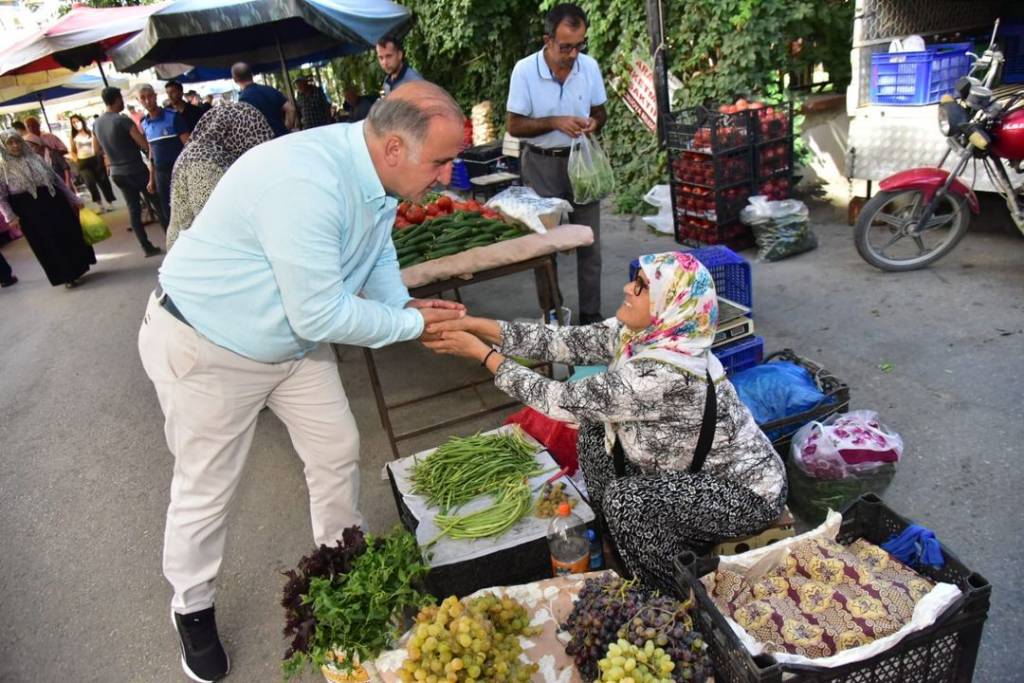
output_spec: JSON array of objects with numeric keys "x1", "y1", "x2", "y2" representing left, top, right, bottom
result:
[{"x1": 110, "y1": 0, "x2": 412, "y2": 73}]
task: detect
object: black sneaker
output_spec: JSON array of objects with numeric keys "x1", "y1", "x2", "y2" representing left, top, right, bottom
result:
[
  {"x1": 0, "y1": 276, "x2": 16, "y2": 288},
  {"x1": 145, "y1": 246, "x2": 163, "y2": 258},
  {"x1": 172, "y1": 607, "x2": 230, "y2": 682}
]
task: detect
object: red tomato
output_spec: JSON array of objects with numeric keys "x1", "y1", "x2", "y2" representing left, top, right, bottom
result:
[
  {"x1": 465, "y1": 199, "x2": 482, "y2": 211},
  {"x1": 481, "y1": 208, "x2": 500, "y2": 219},
  {"x1": 425, "y1": 204, "x2": 440, "y2": 217},
  {"x1": 394, "y1": 216, "x2": 411, "y2": 229},
  {"x1": 436, "y1": 196, "x2": 453, "y2": 212},
  {"x1": 406, "y1": 206, "x2": 426, "y2": 224},
  {"x1": 398, "y1": 201, "x2": 411, "y2": 217}
]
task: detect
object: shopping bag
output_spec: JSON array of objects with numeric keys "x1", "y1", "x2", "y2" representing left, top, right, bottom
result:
[
  {"x1": 80, "y1": 208, "x2": 111, "y2": 245},
  {"x1": 567, "y1": 134, "x2": 615, "y2": 205}
]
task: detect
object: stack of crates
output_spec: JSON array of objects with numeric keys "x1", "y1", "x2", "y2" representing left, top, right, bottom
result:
[
  {"x1": 630, "y1": 246, "x2": 762, "y2": 374},
  {"x1": 750, "y1": 101, "x2": 795, "y2": 201},
  {"x1": 666, "y1": 107, "x2": 755, "y2": 249}
]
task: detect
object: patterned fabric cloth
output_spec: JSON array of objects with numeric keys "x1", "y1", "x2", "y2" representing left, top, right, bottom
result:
[
  {"x1": 579, "y1": 422, "x2": 784, "y2": 592},
  {"x1": 703, "y1": 536, "x2": 935, "y2": 659},
  {"x1": 167, "y1": 103, "x2": 275, "y2": 249},
  {"x1": 494, "y1": 320, "x2": 785, "y2": 500},
  {"x1": 0, "y1": 129, "x2": 56, "y2": 200}
]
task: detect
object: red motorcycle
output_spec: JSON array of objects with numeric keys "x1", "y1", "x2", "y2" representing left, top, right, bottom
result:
[{"x1": 855, "y1": 22, "x2": 1024, "y2": 271}]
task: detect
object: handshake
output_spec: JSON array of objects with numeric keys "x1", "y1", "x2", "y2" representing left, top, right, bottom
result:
[{"x1": 406, "y1": 299, "x2": 500, "y2": 366}]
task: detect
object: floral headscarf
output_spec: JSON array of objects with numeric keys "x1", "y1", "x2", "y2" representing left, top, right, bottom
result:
[
  {"x1": 0, "y1": 128, "x2": 57, "y2": 199},
  {"x1": 611, "y1": 251, "x2": 725, "y2": 380}
]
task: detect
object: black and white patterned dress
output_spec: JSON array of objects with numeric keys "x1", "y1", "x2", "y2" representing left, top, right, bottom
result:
[{"x1": 494, "y1": 320, "x2": 787, "y2": 592}]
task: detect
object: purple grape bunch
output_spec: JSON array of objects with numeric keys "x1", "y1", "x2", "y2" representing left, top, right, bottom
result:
[
  {"x1": 562, "y1": 575, "x2": 712, "y2": 683},
  {"x1": 562, "y1": 574, "x2": 653, "y2": 680},
  {"x1": 618, "y1": 594, "x2": 712, "y2": 682}
]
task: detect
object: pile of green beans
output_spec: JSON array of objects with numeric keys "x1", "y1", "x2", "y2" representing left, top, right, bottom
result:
[
  {"x1": 431, "y1": 478, "x2": 533, "y2": 543},
  {"x1": 410, "y1": 430, "x2": 542, "y2": 512}
]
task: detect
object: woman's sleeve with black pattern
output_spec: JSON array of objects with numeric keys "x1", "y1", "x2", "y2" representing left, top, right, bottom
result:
[
  {"x1": 493, "y1": 358, "x2": 664, "y2": 424},
  {"x1": 497, "y1": 320, "x2": 617, "y2": 365}
]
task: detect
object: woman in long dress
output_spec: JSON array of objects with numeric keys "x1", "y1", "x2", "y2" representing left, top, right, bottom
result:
[{"x1": 0, "y1": 129, "x2": 93, "y2": 288}]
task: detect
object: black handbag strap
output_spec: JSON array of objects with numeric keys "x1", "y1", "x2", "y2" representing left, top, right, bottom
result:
[{"x1": 612, "y1": 370, "x2": 717, "y2": 476}]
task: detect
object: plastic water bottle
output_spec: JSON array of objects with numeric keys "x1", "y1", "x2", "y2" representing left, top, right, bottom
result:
[
  {"x1": 585, "y1": 528, "x2": 604, "y2": 570},
  {"x1": 547, "y1": 502, "x2": 590, "y2": 576}
]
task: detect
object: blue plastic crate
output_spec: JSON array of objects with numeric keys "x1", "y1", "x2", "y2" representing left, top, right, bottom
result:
[
  {"x1": 1004, "y1": 23, "x2": 1024, "y2": 84},
  {"x1": 449, "y1": 158, "x2": 471, "y2": 191},
  {"x1": 714, "y1": 335, "x2": 764, "y2": 376},
  {"x1": 870, "y1": 42, "x2": 972, "y2": 105},
  {"x1": 628, "y1": 246, "x2": 752, "y2": 309}
]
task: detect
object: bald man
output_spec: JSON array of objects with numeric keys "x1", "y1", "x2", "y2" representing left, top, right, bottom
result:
[{"x1": 139, "y1": 81, "x2": 467, "y2": 682}]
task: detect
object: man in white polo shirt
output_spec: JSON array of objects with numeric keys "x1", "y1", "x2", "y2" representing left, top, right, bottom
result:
[{"x1": 506, "y1": 2, "x2": 607, "y2": 324}]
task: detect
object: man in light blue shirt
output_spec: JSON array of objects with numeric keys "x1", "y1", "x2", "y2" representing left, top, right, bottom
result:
[
  {"x1": 507, "y1": 3, "x2": 608, "y2": 324},
  {"x1": 138, "y1": 81, "x2": 466, "y2": 682}
]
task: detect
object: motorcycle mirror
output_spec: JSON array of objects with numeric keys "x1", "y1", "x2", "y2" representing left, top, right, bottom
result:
[{"x1": 989, "y1": 18, "x2": 1000, "y2": 48}]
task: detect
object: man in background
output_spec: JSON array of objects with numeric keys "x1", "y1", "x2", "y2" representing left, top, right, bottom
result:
[
  {"x1": 186, "y1": 90, "x2": 210, "y2": 113},
  {"x1": 92, "y1": 86, "x2": 163, "y2": 257},
  {"x1": 232, "y1": 62, "x2": 295, "y2": 137},
  {"x1": 342, "y1": 85, "x2": 373, "y2": 122},
  {"x1": 139, "y1": 84, "x2": 189, "y2": 227},
  {"x1": 376, "y1": 35, "x2": 423, "y2": 96},
  {"x1": 506, "y1": 3, "x2": 608, "y2": 323},
  {"x1": 294, "y1": 76, "x2": 332, "y2": 129},
  {"x1": 165, "y1": 80, "x2": 205, "y2": 132}
]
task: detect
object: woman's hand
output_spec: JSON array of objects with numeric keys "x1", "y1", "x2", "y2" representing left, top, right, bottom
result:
[
  {"x1": 7, "y1": 217, "x2": 20, "y2": 230},
  {"x1": 423, "y1": 330, "x2": 491, "y2": 362},
  {"x1": 426, "y1": 315, "x2": 503, "y2": 345}
]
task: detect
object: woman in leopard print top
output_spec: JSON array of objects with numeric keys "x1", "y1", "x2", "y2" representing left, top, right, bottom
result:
[
  {"x1": 166, "y1": 102, "x2": 274, "y2": 249},
  {"x1": 425, "y1": 251, "x2": 786, "y2": 590}
]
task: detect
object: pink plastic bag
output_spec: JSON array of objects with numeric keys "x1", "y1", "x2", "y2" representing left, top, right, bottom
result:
[{"x1": 791, "y1": 410, "x2": 903, "y2": 480}]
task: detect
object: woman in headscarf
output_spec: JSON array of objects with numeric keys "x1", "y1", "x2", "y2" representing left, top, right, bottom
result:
[
  {"x1": 424, "y1": 251, "x2": 786, "y2": 590},
  {"x1": 166, "y1": 101, "x2": 275, "y2": 249},
  {"x1": 0, "y1": 129, "x2": 93, "y2": 288}
]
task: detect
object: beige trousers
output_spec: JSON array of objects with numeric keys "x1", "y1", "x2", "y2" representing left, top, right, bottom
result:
[{"x1": 138, "y1": 293, "x2": 361, "y2": 614}]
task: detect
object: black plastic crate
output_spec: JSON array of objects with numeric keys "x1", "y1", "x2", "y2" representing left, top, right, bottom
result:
[
  {"x1": 749, "y1": 100, "x2": 794, "y2": 144},
  {"x1": 754, "y1": 171, "x2": 794, "y2": 201},
  {"x1": 460, "y1": 141, "x2": 503, "y2": 162},
  {"x1": 674, "y1": 493, "x2": 991, "y2": 683},
  {"x1": 386, "y1": 464, "x2": 553, "y2": 598},
  {"x1": 754, "y1": 139, "x2": 793, "y2": 178},
  {"x1": 671, "y1": 147, "x2": 753, "y2": 188},
  {"x1": 673, "y1": 181, "x2": 752, "y2": 225},
  {"x1": 667, "y1": 106, "x2": 752, "y2": 154},
  {"x1": 755, "y1": 349, "x2": 851, "y2": 459},
  {"x1": 675, "y1": 215, "x2": 754, "y2": 250}
]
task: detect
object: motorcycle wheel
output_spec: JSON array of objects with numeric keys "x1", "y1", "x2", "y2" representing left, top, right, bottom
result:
[{"x1": 854, "y1": 189, "x2": 969, "y2": 271}]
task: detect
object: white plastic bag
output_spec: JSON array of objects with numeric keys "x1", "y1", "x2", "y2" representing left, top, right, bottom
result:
[
  {"x1": 640, "y1": 184, "x2": 674, "y2": 234},
  {"x1": 485, "y1": 186, "x2": 572, "y2": 234},
  {"x1": 740, "y1": 195, "x2": 816, "y2": 261},
  {"x1": 567, "y1": 134, "x2": 615, "y2": 204}
]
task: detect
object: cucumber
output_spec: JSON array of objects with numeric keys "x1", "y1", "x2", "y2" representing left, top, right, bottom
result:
[
  {"x1": 399, "y1": 254, "x2": 422, "y2": 268},
  {"x1": 424, "y1": 245, "x2": 463, "y2": 259}
]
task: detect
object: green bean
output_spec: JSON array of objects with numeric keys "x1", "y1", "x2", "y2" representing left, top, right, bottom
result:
[
  {"x1": 428, "y1": 478, "x2": 533, "y2": 545},
  {"x1": 409, "y1": 429, "x2": 542, "y2": 512}
]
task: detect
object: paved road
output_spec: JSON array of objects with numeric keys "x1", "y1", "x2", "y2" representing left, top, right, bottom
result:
[{"x1": 0, "y1": 202, "x2": 1020, "y2": 681}]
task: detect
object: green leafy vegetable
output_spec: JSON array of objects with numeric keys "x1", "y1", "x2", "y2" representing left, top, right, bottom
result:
[
  {"x1": 568, "y1": 135, "x2": 616, "y2": 205},
  {"x1": 281, "y1": 527, "x2": 432, "y2": 679}
]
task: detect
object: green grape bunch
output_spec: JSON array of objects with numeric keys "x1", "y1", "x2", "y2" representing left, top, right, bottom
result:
[
  {"x1": 398, "y1": 594, "x2": 539, "y2": 683},
  {"x1": 597, "y1": 638, "x2": 675, "y2": 683}
]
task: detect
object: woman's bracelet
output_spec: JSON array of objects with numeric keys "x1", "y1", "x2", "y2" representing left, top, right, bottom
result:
[{"x1": 481, "y1": 348, "x2": 498, "y2": 367}]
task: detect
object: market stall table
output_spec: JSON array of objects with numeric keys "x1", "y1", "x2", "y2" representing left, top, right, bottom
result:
[{"x1": 358, "y1": 223, "x2": 594, "y2": 459}]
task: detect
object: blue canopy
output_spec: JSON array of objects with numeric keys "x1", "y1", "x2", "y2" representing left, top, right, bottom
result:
[{"x1": 110, "y1": 0, "x2": 413, "y2": 73}]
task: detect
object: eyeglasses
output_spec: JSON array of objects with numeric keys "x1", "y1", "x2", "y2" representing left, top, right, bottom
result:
[
  {"x1": 632, "y1": 276, "x2": 648, "y2": 296},
  {"x1": 555, "y1": 40, "x2": 588, "y2": 55}
]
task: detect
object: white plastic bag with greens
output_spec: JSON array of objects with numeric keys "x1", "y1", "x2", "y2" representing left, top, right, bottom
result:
[{"x1": 568, "y1": 134, "x2": 615, "y2": 204}]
